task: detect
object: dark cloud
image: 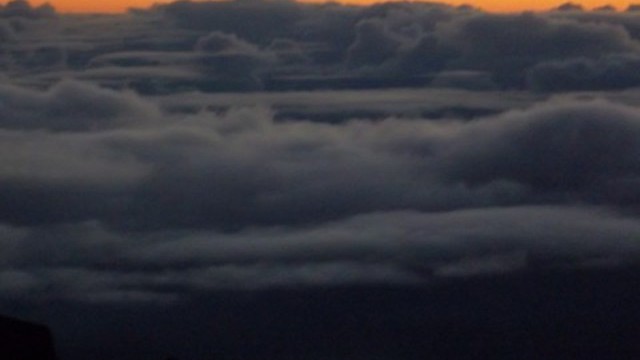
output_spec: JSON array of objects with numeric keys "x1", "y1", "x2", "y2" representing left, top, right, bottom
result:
[
  {"x1": 436, "y1": 12, "x2": 640, "y2": 87},
  {"x1": 429, "y1": 70, "x2": 497, "y2": 90},
  {"x1": 0, "y1": 80, "x2": 637, "y2": 233},
  {"x1": 1, "y1": 206, "x2": 639, "y2": 301},
  {"x1": 594, "y1": 5, "x2": 617, "y2": 12},
  {"x1": 346, "y1": 18, "x2": 407, "y2": 68},
  {"x1": 527, "y1": 54, "x2": 640, "y2": 92},
  {"x1": 194, "y1": 31, "x2": 274, "y2": 90},
  {"x1": 0, "y1": 80, "x2": 160, "y2": 131},
  {"x1": 0, "y1": 20, "x2": 16, "y2": 41},
  {"x1": 0, "y1": 0, "x2": 55, "y2": 19},
  {"x1": 548, "y1": 10, "x2": 640, "y2": 43},
  {"x1": 158, "y1": 0, "x2": 304, "y2": 43},
  {"x1": 346, "y1": 20, "x2": 452, "y2": 80},
  {"x1": 628, "y1": 4, "x2": 640, "y2": 11},
  {"x1": 5, "y1": 1, "x2": 640, "y2": 91},
  {"x1": 442, "y1": 99, "x2": 640, "y2": 196},
  {"x1": 195, "y1": 31, "x2": 262, "y2": 54},
  {"x1": 554, "y1": 2, "x2": 584, "y2": 12}
]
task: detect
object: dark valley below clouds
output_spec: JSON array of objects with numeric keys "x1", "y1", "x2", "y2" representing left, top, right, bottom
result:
[{"x1": 0, "y1": 0, "x2": 639, "y2": 359}]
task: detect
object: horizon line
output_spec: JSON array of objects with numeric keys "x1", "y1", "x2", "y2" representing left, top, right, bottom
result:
[{"x1": 4, "y1": 0, "x2": 640, "y2": 15}]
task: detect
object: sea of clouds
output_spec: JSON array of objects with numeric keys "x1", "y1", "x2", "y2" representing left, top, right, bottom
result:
[{"x1": 0, "y1": 0, "x2": 639, "y2": 305}]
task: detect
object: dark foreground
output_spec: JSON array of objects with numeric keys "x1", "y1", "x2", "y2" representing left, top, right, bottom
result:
[
  {"x1": 0, "y1": 314, "x2": 57, "y2": 360},
  {"x1": 3, "y1": 265, "x2": 639, "y2": 360}
]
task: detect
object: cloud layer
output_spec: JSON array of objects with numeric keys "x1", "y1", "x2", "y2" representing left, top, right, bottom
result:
[
  {"x1": 6, "y1": 0, "x2": 640, "y2": 91},
  {"x1": 1, "y1": 2, "x2": 640, "y2": 359},
  {"x1": 1, "y1": 77, "x2": 640, "y2": 303}
]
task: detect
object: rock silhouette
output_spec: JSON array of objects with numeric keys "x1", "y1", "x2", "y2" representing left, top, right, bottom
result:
[{"x1": 0, "y1": 314, "x2": 57, "y2": 360}]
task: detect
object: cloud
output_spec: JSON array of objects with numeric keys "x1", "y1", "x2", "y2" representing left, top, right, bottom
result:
[
  {"x1": 194, "y1": 31, "x2": 275, "y2": 90},
  {"x1": 594, "y1": 5, "x2": 616, "y2": 12},
  {"x1": 345, "y1": 19, "x2": 452, "y2": 80},
  {"x1": 527, "y1": 54, "x2": 640, "y2": 92},
  {"x1": 441, "y1": 99, "x2": 640, "y2": 197},
  {"x1": 0, "y1": 80, "x2": 160, "y2": 131},
  {"x1": 5, "y1": 1, "x2": 640, "y2": 92},
  {"x1": 0, "y1": 270, "x2": 40, "y2": 296},
  {"x1": 126, "y1": 206, "x2": 640, "y2": 270},
  {"x1": 429, "y1": 70, "x2": 497, "y2": 90},
  {"x1": 0, "y1": 20, "x2": 16, "y2": 41},
  {"x1": 0, "y1": 81, "x2": 638, "y2": 234},
  {"x1": 0, "y1": 0, "x2": 55, "y2": 19},
  {"x1": 195, "y1": 31, "x2": 261, "y2": 55},
  {"x1": 161, "y1": 2, "x2": 640, "y2": 90},
  {"x1": 1, "y1": 0, "x2": 640, "y2": 312},
  {"x1": 436, "y1": 12, "x2": 640, "y2": 86},
  {"x1": 1, "y1": 205, "x2": 639, "y2": 302},
  {"x1": 346, "y1": 18, "x2": 407, "y2": 68},
  {"x1": 158, "y1": 0, "x2": 305, "y2": 44},
  {"x1": 554, "y1": 2, "x2": 584, "y2": 12}
]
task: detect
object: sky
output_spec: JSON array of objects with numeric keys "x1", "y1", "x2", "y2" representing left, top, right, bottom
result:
[
  {"x1": 1, "y1": 0, "x2": 640, "y2": 359},
  {"x1": 1, "y1": 0, "x2": 639, "y2": 13}
]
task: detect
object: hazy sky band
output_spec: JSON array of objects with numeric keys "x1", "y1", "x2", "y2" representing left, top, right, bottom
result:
[{"x1": 4, "y1": 0, "x2": 640, "y2": 14}]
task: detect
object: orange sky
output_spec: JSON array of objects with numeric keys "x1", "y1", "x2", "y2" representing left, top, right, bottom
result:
[{"x1": 3, "y1": 0, "x2": 637, "y2": 14}]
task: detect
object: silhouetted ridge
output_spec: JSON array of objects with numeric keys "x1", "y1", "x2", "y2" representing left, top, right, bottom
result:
[{"x1": 0, "y1": 314, "x2": 57, "y2": 360}]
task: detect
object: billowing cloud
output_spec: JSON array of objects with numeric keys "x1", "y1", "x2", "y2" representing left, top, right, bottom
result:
[
  {"x1": 436, "y1": 12, "x2": 640, "y2": 86},
  {"x1": 346, "y1": 18, "x2": 407, "y2": 68},
  {"x1": 194, "y1": 31, "x2": 275, "y2": 90},
  {"x1": 0, "y1": 80, "x2": 160, "y2": 130},
  {"x1": 441, "y1": 99, "x2": 640, "y2": 196},
  {"x1": 0, "y1": 80, "x2": 638, "y2": 281},
  {"x1": 4, "y1": 1, "x2": 640, "y2": 92},
  {"x1": 0, "y1": 0, "x2": 55, "y2": 19},
  {"x1": 527, "y1": 54, "x2": 640, "y2": 91}
]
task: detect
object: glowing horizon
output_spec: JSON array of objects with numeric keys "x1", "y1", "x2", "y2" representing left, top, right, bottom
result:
[{"x1": 2, "y1": 0, "x2": 639, "y2": 14}]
